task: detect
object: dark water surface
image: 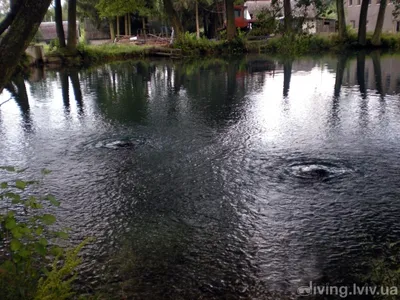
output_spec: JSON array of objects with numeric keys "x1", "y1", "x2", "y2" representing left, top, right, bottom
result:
[{"x1": 1, "y1": 53, "x2": 400, "y2": 299}]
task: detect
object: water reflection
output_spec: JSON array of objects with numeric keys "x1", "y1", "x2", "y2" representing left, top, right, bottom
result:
[
  {"x1": 4, "y1": 77, "x2": 32, "y2": 132},
  {"x1": 70, "y1": 69, "x2": 84, "y2": 115},
  {"x1": 283, "y1": 59, "x2": 293, "y2": 97},
  {"x1": 60, "y1": 70, "x2": 70, "y2": 113},
  {"x1": 357, "y1": 51, "x2": 367, "y2": 99},
  {"x1": 0, "y1": 54, "x2": 400, "y2": 298}
]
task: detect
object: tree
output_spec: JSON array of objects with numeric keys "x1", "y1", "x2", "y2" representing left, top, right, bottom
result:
[
  {"x1": 195, "y1": 0, "x2": 199, "y2": 39},
  {"x1": 283, "y1": 0, "x2": 292, "y2": 33},
  {"x1": 0, "y1": 0, "x2": 22, "y2": 36},
  {"x1": 371, "y1": 0, "x2": 387, "y2": 46},
  {"x1": 68, "y1": 0, "x2": 78, "y2": 51},
  {"x1": 55, "y1": 0, "x2": 66, "y2": 48},
  {"x1": 0, "y1": 0, "x2": 53, "y2": 93},
  {"x1": 336, "y1": 0, "x2": 347, "y2": 39},
  {"x1": 163, "y1": 0, "x2": 183, "y2": 38},
  {"x1": 225, "y1": 0, "x2": 236, "y2": 40},
  {"x1": 358, "y1": 0, "x2": 369, "y2": 46}
]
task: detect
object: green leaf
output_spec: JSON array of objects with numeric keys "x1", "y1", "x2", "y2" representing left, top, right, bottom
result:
[
  {"x1": 5, "y1": 192, "x2": 21, "y2": 203},
  {"x1": 11, "y1": 227, "x2": 23, "y2": 239},
  {"x1": 45, "y1": 194, "x2": 60, "y2": 207},
  {"x1": 41, "y1": 214, "x2": 56, "y2": 225},
  {"x1": 10, "y1": 239, "x2": 21, "y2": 251},
  {"x1": 19, "y1": 226, "x2": 31, "y2": 235},
  {"x1": 19, "y1": 248, "x2": 30, "y2": 258},
  {"x1": 0, "y1": 182, "x2": 7, "y2": 189},
  {"x1": 55, "y1": 231, "x2": 69, "y2": 239},
  {"x1": 50, "y1": 245, "x2": 64, "y2": 256},
  {"x1": 0, "y1": 166, "x2": 15, "y2": 172},
  {"x1": 41, "y1": 168, "x2": 52, "y2": 175},
  {"x1": 0, "y1": 260, "x2": 16, "y2": 273},
  {"x1": 26, "y1": 196, "x2": 42, "y2": 209},
  {"x1": 34, "y1": 242, "x2": 46, "y2": 256},
  {"x1": 15, "y1": 180, "x2": 27, "y2": 190},
  {"x1": 35, "y1": 227, "x2": 43, "y2": 235},
  {"x1": 38, "y1": 237, "x2": 48, "y2": 246},
  {"x1": 24, "y1": 180, "x2": 38, "y2": 185},
  {"x1": 5, "y1": 218, "x2": 17, "y2": 229},
  {"x1": 11, "y1": 197, "x2": 22, "y2": 204}
]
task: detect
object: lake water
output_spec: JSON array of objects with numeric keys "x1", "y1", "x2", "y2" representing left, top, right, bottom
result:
[{"x1": 1, "y1": 53, "x2": 400, "y2": 299}]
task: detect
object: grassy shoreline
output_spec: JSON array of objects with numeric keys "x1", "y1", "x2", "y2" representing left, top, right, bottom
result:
[{"x1": 37, "y1": 32, "x2": 400, "y2": 68}]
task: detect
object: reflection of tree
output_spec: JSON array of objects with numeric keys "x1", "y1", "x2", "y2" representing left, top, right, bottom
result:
[
  {"x1": 334, "y1": 55, "x2": 348, "y2": 98},
  {"x1": 371, "y1": 51, "x2": 384, "y2": 99},
  {"x1": 179, "y1": 59, "x2": 245, "y2": 127},
  {"x1": 175, "y1": 57, "x2": 272, "y2": 128},
  {"x1": 60, "y1": 69, "x2": 70, "y2": 113},
  {"x1": 331, "y1": 55, "x2": 348, "y2": 128},
  {"x1": 77, "y1": 58, "x2": 270, "y2": 127},
  {"x1": 283, "y1": 59, "x2": 293, "y2": 97},
  {"x1": 91, "y1": 62, "x2": 149, "y2": 124},
  {"x1": 28, "y1": 71, "x2": 57, "y2": 101},
  {"x1": 356, "y1": 51, "x2": 369, "y2": 129},
  {"x1": 69, "y1": 69, "x2": 84, "y2": 115},
  {"x1": 371, "y1": 51, "x2": 386, "y2": 119},
  {"x1": 5, "y1": 76, "x2": 33, "y2": 132},
  {"x1": 357, "y1": 51, "x2": 367, "y2": 99}
]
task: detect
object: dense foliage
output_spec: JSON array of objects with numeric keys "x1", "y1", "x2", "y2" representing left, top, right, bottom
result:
[{"x1": 0, "y1": 167, "x2": 86, "y2": 300}]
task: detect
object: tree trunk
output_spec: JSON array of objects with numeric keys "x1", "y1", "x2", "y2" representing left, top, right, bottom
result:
[
  {"x1": 372, "y1": 0, "x2": 387, "y2": 46},
  {"x1": 116, "y1": 16, "x2": 120, "y2": 37},
  {"x1": 225, "y1": 0, "x2": 236, "y2": 40},
  {"x1": 124, "y1": 13, "x2": 128, "y2": 36},
  {"x1": 55, "y1": 0, "x2": 66, "y2": 48},
  {"x1": 195, "y1": 0, "x2": 200, "y2": 39},
  {"x1": 67, "y1": 0, "x2": 77, "y2": 51},
  {"x1": 163, "y1": 0, "x2": 183, "y2": 38},
  {"x1": 109, "y1": 18, "x2": 115, "y2": 41},
  {"x1": 203, "y1": 10, "x2": 208, "y2": 38},
  {"x1": 142, "y1": 17, "x2": 147, "y2": 40},
  {"x1": 0, "y1": 0, "x2": 23, "y2": 36},
  {"x1": 0, "y1": 0, "x2": 52, "y2": 93},
  {"x1": 358, "y1": 0, "x2": 369, "y2": 46},
  {"x1": 336, "y1": 0, "x2": 347, "y2": 40},
  {"x1": 283, "y1": 0, "x2": 292, "y2": 34},
  {"x1": 128, "y1": 14, "x2": 131, "y2": 36}
]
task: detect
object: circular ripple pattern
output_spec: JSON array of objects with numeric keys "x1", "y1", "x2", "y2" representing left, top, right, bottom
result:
[
  {"x1": 285, "y1": 159, "x2": 353, "y2": 182},
  {"x1": 88, "y1": 138, "x2": 147, "y2": 150}
]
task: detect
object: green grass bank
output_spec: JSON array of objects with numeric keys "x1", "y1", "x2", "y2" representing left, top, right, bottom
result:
[{"x1": 40, "y1": 32, "x2": 400, "y2": 67}]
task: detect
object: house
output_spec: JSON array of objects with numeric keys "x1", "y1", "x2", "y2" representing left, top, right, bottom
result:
[
  {"x1": 244, "y1": 0, "x2": 337, "y2": 33},
  {"x1": 234, "y1": 5, "x2": 254, "y2": 29},
  {"x1": 346, "y1": 0, "x2": 400, "y2": 33},
  {"x1": 37, "y1": 21, "x2": 80, "y2": 43}
]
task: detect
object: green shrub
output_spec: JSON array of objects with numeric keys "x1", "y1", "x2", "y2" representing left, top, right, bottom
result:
[
  {"x1": 49, "y1": 39, "x2": 60, "y2": 52},
  {"x1": 362, "y1": 241, "x2": 400, "y2": 300},
  {"x1": 35, "y1": 239, "x2": 90, "y2": 300},
  {"x1": 0, "y1": 167, "x2": 87, "y2": 300},
  {"x1": 174, "y1": 31, "x2": 221, "y2": 55}
]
